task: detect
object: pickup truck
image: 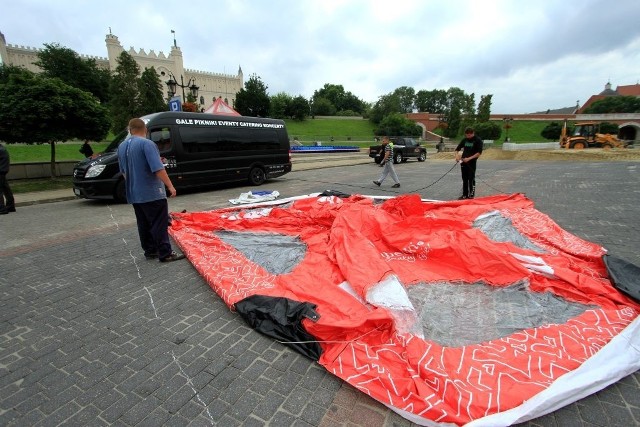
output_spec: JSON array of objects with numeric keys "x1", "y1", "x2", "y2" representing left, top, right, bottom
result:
[{"x1": 368, "y1": 137, "x2": 427, "y2": 164}]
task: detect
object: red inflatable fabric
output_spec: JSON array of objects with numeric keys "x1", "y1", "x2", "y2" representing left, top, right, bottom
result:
[{"x1": 169, "y1": 193, "x2": 640, "y2": 426}]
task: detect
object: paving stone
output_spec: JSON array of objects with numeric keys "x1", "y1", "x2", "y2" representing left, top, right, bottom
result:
[
  {"x1": 120, "y1": 395, "x2": 162, "y2": 425},
  {"x1": 252, "y1": 391, "x2": 286, "y2": 421},
  {"x1": 2, "y1": 160, "x2": 639, "y2": 427}
]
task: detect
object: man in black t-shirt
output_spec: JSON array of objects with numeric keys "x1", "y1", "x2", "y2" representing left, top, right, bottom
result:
[{"x1": 454, "y1": 127, "x2": 483, "y2": 199}]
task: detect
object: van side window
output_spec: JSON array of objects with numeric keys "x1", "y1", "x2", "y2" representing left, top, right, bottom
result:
[
  {"x1": 179, "y1": 127, "x2": 281, "y2": 153},
  {"x1": 180, "y1": 127, "x2": 221, "y2": 153},
  {"x1": 149, "y1": 127, "x2": 172, "y2": 152}
]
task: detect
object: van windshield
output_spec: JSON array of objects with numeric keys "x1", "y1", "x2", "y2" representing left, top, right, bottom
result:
[{"x1": 104, "y1": 130, "x2": 130, "y2": 153}]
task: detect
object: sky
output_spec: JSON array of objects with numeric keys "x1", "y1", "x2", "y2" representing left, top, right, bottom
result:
[{"x1": 1, "y1": 0, "x2": 639, "y2": 114}]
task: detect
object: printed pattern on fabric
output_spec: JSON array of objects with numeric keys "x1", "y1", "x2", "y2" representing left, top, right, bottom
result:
[{"x1": 168, "y1": 193, "x2": 640, "y2": 426}]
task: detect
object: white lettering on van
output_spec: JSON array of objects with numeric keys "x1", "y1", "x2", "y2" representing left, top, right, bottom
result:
[
  {"x1": 173, "y1": 118, "x2": 284, "y2": 129},
  {"x1": 218, "y1": 120, "x2": 239, "y2": 126}
]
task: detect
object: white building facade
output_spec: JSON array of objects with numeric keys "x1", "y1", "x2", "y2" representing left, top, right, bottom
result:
[{"x1": 0, "y1": 31, "x2": 243, "y2": 108}]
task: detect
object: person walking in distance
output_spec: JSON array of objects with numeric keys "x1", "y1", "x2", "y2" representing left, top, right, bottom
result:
[
  {"x1": 373, "y1": 136, "x2": 400, "y2": 188},
  {"x1": 0, "y1": 142, "x2": 16, "y2": 214},
  {"x1": 79, "y1": 139, "x2": 94, "y2": 158},
  {"x1": 454, "y1": 127, "x2": 483, "y2": 199},
  {"x1": 117, "y1": 118, "x2": 185, "y2": 262}
]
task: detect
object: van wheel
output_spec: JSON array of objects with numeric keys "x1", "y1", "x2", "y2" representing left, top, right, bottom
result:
[
  {"x1": 249, "y1": 167, "x2": 266, "y2": 185},
  {"x1": 115, "y1": 179, "x2": 127, "y2": 203}
]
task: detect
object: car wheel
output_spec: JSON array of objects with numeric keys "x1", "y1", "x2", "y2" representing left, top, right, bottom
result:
[
  {"x1": 418, "y1": 152, "x2": 427, "y2": 162},
  {"x1": 249, "y1": 166, "x2": 266, "y2": 185},
  {"x1": 393, "y1": 152, "x2": 402, "y2": 164}
]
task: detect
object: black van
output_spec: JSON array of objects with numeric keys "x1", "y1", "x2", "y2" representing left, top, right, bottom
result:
[{"x1": 72, "y1": 112, "x2": 292, "y2": 202}]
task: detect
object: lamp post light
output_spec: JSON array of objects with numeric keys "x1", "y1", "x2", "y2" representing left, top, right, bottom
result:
[
  {"x1": 503, "y1": 116, "x2": 513, "y2": 142},
  {"x1": 166, "y1": 72, "x2": 199, "y2": 102}
]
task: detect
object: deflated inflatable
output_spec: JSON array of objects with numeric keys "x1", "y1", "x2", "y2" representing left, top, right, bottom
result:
[{"x1": 169, "y1": 193, "x2": 640, "y2": 426}]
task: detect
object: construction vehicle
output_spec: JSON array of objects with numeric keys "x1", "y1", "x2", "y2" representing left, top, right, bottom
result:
[{"x1": 560, "y1": 121, "x2": 627, "y2": 149}]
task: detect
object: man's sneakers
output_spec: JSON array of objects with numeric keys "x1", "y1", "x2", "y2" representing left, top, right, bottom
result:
[
  {"x1": 373, "y1": 181, "x2": 400, "y2": 188},
  {"x1": 160, "y1": 251, "x2": 186, "y2": 263}
]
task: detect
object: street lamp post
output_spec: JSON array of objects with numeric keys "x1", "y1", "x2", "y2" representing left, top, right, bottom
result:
[
  {"x1": 437, "y1": 114, "x2": 447, "y2": 152},
  {"x1": 503, "y1": 116, "x2": 513, "y2": 142},
  {"x1": 166, "y1": 72, "x2": 199, "y2": 102}
]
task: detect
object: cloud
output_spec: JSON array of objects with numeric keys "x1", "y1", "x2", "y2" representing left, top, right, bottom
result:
[{"x1": 1, "y1": 0, "x2": 639, "y2": 113}]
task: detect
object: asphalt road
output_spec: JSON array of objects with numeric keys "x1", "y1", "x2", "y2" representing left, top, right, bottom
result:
[{"x1": 1, "y1": 157, "x2": 639, "y2": 426}]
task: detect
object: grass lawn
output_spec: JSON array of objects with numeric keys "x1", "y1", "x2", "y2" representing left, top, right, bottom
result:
[
  {"x1": 6, "y1": 141, "x2": 111, "y2": 163},
  {"x1": 4, "y1": 119, "x2": 557, "y2": 163},
  {"x1": 285, "y1": 117, "x2": 377, "y2": 144}
]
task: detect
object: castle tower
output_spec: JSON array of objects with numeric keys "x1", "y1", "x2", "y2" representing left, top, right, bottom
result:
[
  {"x1": 169, "y1": 43, "x2": 185, "y2": 82},
  {"x1": 0, "y1": 31, "x2": 8, "y2": 65},
  {"x1": 105, "y1": 32, "x2": 124, "y2": 71}
]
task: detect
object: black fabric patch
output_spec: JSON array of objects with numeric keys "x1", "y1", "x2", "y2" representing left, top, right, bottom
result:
[
  {"x1": 235, "y1": 295, "x2": 322, "y2": 361},
  {"x1": 604, "y1": 254, "x2": 640, "y2": 302}
]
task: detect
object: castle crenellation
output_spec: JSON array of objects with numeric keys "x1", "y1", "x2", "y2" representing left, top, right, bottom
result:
[
  {"x1": 7, "y1": 44, "x2": 42, "y2": 51},
  {"x1": 1, "y1": 30, "x2": 243, "y2": 107},
  {"x1": 185, "y1": 68, "x2": 239, "y2": 78}
]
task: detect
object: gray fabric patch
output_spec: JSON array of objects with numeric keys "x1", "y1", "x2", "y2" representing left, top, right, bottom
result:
[
  {"x1": 474, "y1": 211, "x2": 545, "y2": 253},
  {"x1": 215, "y1": 231, "x2": 307, "y2": 275},
  {"x1": 407, "y1": 280, "x2": 593, "y2": 347}
]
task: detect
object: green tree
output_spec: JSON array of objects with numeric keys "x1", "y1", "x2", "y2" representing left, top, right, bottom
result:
[
  {"x1": 415, "y1": 89, "x2": 447, "y2": 113},
  {"x1": 35, "y1": 43, "x2": 111, "y2": 104},
  {"x1": 288, "y1": 95, "x2": 310, "y2": 121},
  {"x1": 541, "y1": 122, "x2": 564, "y2": 141},
  {"x1": 458, "y1": 92, "x2": 476, "y2": 131},
  {"x1": 599, "y1": 122, "x2": 619, "y2": 134},
  {"x1": 444, "y1": 87, "x2": 467, "y2": 138},
  {"x1": 0, "y1": 68, "x2": 110, "y2": 176},
  {"x1": 474, "y1": 121, "x2": 501, "y2": 141},
  {"x1": 477, "y1": 94, "x2": 493, "y2": 122},
  {"x1": 583, "y1": 96, "x2": 640, "y2": 113},
  {"x1": 138, "y1": 67, "x2": 166, "y2": 115},
  {"x1": 339, "y1": 92, "x2": 366, "y2": 114},
  {"x1": 374, "y1": 113, "x2": 421, "y2": 137},
  {"x1": 235, "y1": 73, "x2": 270, "y2": 117},
  {"x1": 393, "y1": 86, "x2": 416, "y2": 113},
  {"x1": 369, "y1": 92, "x2": 402, "y2": 124},
  {"x1": 311, "y1": 97, "x2": 336, "y2": 116},
  {"x1": 312, "y1": 83, "x2": 366, "y2": 115},
  {"x1": 109, "y1": 51, "x2": 141, "y2": 132},
  {"x1": 270, "y1": 92, "x2": 292, "y2": 119}
]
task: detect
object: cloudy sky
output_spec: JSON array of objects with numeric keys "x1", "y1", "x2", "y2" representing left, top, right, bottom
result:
[{"x1": 1, "y1": 0, "x2": 639, "y2": 113}]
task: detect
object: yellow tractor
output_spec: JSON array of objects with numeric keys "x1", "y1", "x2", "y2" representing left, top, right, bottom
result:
[{"x1": 560, "y1": 121, "x2": 626, "y2": 149}]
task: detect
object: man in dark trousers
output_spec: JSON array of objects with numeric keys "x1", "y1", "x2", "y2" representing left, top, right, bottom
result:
[
  {"x1": 454, "y1": 127, "x2": 483, "y2": 199},
  {"x1": 0, "y1": 142, "x2": 16, "y2": 214},
  {"x1": 117, "y1": 118, "x2": 185, "y2": 262}
]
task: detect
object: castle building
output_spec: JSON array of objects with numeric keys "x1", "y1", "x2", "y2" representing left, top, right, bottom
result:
[{"x1": 0, "y1": 30, "x2": 243, "y2": 108}]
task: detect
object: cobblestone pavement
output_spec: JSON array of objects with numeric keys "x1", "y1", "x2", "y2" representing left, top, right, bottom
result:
[{"x1": 1, "y1": 157, "x2": 639, "y2": 426}]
